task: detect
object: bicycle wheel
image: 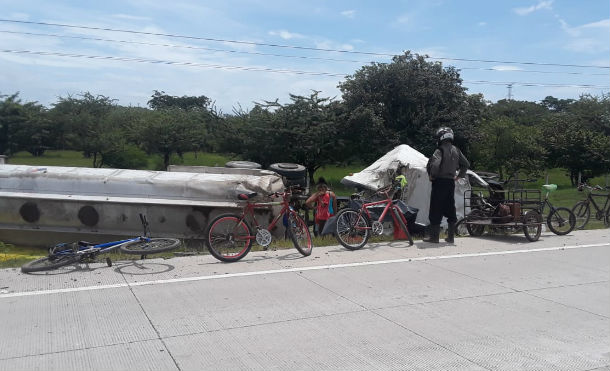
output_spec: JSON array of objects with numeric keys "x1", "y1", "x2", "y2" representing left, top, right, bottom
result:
[
  {"x1": 571, "y1": 201, "x2": 590, "y2": 230},
  {"x1": 286, "y1": 211, "x2": 313, "y2": 256},
  {"x1": 205, "y1": 214, "x2": 253, "y2": 262},
  {"x1": 546, "y1": 207, "x2": 576, "y2": 235},
  {"x1": 455, "y1": 218, "x2": 469, "y2": 237},
  {"x1": 335, "y1": 208, "x2": 370, "y2": 250},
  {"x1": 119, "y1": 238, "x2": 181, "y2": 255},
  {"x1": 21, "y1": 254, "x2": 80, "y2": 273},
  {"x1": 392, "y1": 208, "x2": 413, "y2": 246},
  {"x1": 522, "y1": 210, "x2": 542, "y2": 242},
  {"x1": 604, "y1": 208, "x2": 610, "y2": 227}
]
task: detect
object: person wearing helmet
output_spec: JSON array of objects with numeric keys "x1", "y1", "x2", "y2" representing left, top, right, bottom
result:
[{"x1": 424, "y1": 127, "x2": 470, "y2": 244}]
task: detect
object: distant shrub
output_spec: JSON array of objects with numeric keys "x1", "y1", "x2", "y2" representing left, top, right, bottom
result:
[{"x1": 103, "y1": 145, "x2": 149, "y2": 169}]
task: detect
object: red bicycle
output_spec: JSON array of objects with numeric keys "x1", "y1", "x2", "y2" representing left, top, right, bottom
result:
[
  {"x1": 334, "y1": 184, "x2": 414, "y2": 250},
  {"x1": 205, "y1": 187, "x2": 313, "y2": 262}
]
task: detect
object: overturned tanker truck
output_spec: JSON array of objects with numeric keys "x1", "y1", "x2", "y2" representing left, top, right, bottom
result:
[{"x1": 0, "y1": 161, "x2": 307, "y2": 248}]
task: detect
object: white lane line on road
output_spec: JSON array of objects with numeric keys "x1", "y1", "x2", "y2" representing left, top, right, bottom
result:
[{"x1": 2, "y1": 242, "x2": 608, "y2": 299}]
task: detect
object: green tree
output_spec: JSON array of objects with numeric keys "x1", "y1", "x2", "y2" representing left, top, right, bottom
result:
[
  {"x1": 232, "y1": 92, "x2": 341, "y2": 182},
  {"x1": 541, "y1": 96, "x2": 575, "y2": 112},
  {"x1": 133, "y1": 108, "x2": 202, "y2": 170},
  {"x1": 566, "y1": 94, "x2": 610, "y2": 136},
  {"x1": 0, "y1": 93, "x2": 51, "y2": 156},
  {"x1": 473, "y1": 117, "x2": 546, "y2": 179},
  {"x1": 542, "y1": 117, "x2": 610, "y2": 185},
  {"x1": 49, "y1": 93, "x2": 118, "y2": 167},
  {"x1": 489, "y1": 99, "x2": 551, "y2": 127},
  {"x1": 338, "y1": 51, "x2": 484, "y2": 158},
  {"x1": 148, "y1": 90, "x2": 211, "y2": 112}
]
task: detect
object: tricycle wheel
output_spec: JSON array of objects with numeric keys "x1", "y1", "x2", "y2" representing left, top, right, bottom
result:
[
  {"x1": 465, "y1": 210, "x2": 486, "y2": 236},
  {"x1": 455, "y1": 218, "x2": 468, "y2": 237},
  {"x1": 522, "y1": 210, "x2": 542, "y2": 242}
]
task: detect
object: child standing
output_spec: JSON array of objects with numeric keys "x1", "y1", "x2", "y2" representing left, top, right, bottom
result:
[{"x1": 305, "y1": 178, "x2": 337, "y2": 236}]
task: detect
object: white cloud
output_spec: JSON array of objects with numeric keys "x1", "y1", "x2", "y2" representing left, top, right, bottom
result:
[
  {"x1": 513, "y1": 0, "x2": 553, "y2": 16},
  {"x1": 491, "y1": 65, "x2": 524, "y2": 71},
  {"x1": 396, "y1": 13, "x2": 411, "y2": 24},
  {"x1": 477, "y1": 21, "x2": 487, "y2": 27},
  {"x1": 558, "y1": 18, "x2": 610, "y2": 53},
  {"x1": 340, "y1": 10, "x2": 356, "y2": 19},
  {"x1": 268, "y1": 30, "x2": 304, "y2": 40},
  {"x1": 314, "y1": 40, "x2": 353, "y2": 51},
  {"x1": 112, "y1": 14, "x2": 152, "y2": 22}
]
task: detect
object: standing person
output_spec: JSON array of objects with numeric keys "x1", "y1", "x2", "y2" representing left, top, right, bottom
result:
[
  {"x1": 305, "y1": 177, "x2": 337, "y2": 236},
  {"x1": 424, "y1": 127, "x2": 470, "y2": 243}
]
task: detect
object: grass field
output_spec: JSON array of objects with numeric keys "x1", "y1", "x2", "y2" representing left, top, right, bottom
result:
[{"x1": 8, "y1": 150, "x2": 236, "y2": 170}]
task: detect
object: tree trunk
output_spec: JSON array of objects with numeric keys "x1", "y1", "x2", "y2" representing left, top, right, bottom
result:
[
  {"x1": 164, "y1": 153, "x2": 171, "y2": 170},
  {"x1": 308, "y1": 166, "x2": 316, "y2": 186}
]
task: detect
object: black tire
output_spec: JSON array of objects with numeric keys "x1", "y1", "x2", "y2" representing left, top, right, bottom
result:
[
  {"x1": 225, "y1": 161, "x2": 262, "y2": 169},
  {"x1": 205, "y1": 214, "x2": 253, "y2": 262},
  {"x1": 455, "y1": 218, "x2": 469, "y2": 237},
  {"x1": 335, "y1": 208, "x2": 370, "y2": 250},
  {"x1": 465, "y1": 210, "x2": 487, "y2": 236},
  {"x1": 523, "y1": 210, "x2": 542, "y2": 242},
  {"x1": 392, "y1": 208, "x2": 413, "y2": 246},
  {"x1": 286, "y1": 211, "x2": 313, "y2": 256},
  {"x1": 119, "y1": 238, "x2": 180, "y2": 255},
  {"x1": 466, "y1": 223, "x2": 485, "y2": 237},
  {"x1": 571, "y1": 201, "x2": 590, "y2": 230},
  {"x1": 546, "y1": 207, "x2": 576, "y2": 235},
  {"x1": 268, "y1": 163, "x2": 307, "y2": 189},
  {"x1": 605, "y1": 208, "x2": 610, "y2": 228},
  {"x1": 21, "y1": 254, "x2": 80, "y2": 273}
]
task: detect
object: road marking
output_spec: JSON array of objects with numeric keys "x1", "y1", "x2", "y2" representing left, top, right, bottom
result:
[{"x1": 2, "y1": 242, "x2": 609, "y2": 299}]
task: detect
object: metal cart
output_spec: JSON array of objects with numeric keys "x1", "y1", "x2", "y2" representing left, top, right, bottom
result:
[{"x1": 461, "y1": 188, "x2": 543, "y2": 242}]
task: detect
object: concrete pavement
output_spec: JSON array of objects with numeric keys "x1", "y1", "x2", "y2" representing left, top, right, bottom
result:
[{"x1": 1, "y1": 229, "x2": 609, "y2": 370}]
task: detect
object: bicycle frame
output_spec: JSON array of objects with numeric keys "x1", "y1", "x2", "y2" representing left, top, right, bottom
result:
[
  {"x1": 358, "y1": 198, "x2": 396, "y2": 227},
  {"x1": 356, "y1": 192, "x2": 410, "y2": 232},
  {"x1": 236, "y1": 192, "x2": 293, "y2": 241},
  {"x1": 51, "y1": 237, "x2": 148, "y2": 257},
  {"x1": 585, "y1": 192, "x2": 610, "y2": 215}
]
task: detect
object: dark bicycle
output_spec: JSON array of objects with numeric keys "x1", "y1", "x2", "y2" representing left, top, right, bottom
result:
[
  {"x1": 537, "y1": 184, "x2": 576, "y2": 235},
  {"x1": 572, "y1": 183, "x2": 610, "y2": 229},
  {"x1": 21, "y1": 214, "x2": 180, "y2": 273}
]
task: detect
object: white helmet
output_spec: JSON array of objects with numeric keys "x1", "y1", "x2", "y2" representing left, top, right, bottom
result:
[{"x1": 436, "y1": 127, "x2": 454, "y2": 142}]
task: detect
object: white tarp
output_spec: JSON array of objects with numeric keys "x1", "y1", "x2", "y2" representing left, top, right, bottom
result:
[{"x1": 341, "y1": 144, "x2": 487, "y2": 225}]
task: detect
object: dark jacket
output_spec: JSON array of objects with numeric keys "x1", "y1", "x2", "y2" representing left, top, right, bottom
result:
[{"x1": 427, "y1": 141, "x2": 470, "y2": 180}]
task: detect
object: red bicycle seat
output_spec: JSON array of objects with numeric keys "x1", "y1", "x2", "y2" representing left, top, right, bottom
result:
[{"x1": 238, "y1": 192, "x2": 258, "y2": 200}]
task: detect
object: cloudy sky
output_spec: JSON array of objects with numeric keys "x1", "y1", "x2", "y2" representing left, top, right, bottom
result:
[{"x1": 1, "y1": 0, "x2": 608, "y2": 113}]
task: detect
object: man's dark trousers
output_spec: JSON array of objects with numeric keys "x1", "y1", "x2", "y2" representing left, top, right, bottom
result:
[{"x1": 429, "y1": 178, "x2": 457, "y2": 225}]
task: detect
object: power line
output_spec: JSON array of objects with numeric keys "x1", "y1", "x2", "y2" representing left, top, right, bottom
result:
[
  {"x1": 2, "y1": 29, "x2": 608, "y2": 77},
  {"x1": 1, "y1": 18, "x2": 609, "y2": 70},
  {"x1": 464, "y1": 80, "x2": 608, "y2": 89},
  {"x1": 458, "y1": 66, "x2": 607, "y2": 77},
  {"x1": 3, "y1": 48, "x2": 608, "y2": 90},
  {"x1": 0, "y1": 49, "x2": 347, "y2": 77},
  {"x1": 0, "y1": 30, "x2": 374, "y2": 64}
]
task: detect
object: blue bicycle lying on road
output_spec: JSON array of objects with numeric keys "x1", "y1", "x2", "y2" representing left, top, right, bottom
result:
[{"x1": 21, "y1": 214, "x2": 181, "y2": 273}]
